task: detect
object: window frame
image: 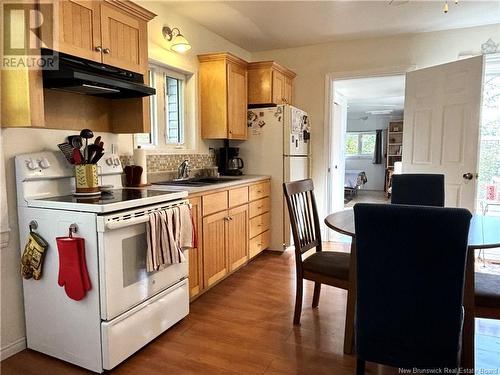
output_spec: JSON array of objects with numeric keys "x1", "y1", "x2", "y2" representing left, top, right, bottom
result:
[
  {"x1": 134, "y1": 62, "x2": 193, "y2": 152},
  {"x1": 345, "y1": 131, "x2": 377, "y2": 159},
  {"x1": 164, "y1": 73, "x2": 185, "y2": 145},
  {"x1": 134, "y1": 69, "x2": 158, "y2": 148}
]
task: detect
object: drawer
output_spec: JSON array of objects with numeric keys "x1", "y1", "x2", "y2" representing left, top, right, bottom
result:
[
  {"x1": 249, "y1": 230, "x2": 270, "y2": 259},
  {"x1": 249, "y1": 212, "x2": 270, "y2": 238},
  {"x1": 229, "y1": 186, "x2": 249, "y2": 208},
  {"x1": 203, "y1": 191, "x2": 228, "y2": 216},
  {"x1": 249, "y1": 180, "x2": 270, "y2": 201},
  {"x1": 101, "y1": 280, "x2": 189, "y2": 370},
  {"x1": 249, "y1": 197, "x2": 270, "y2": 218}
]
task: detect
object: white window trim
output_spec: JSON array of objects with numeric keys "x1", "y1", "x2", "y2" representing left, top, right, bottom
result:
[
  {"x1": 134, "y1": 69, "x2": 158, "y2": 149},
  {"x1": 164, "y1": 73, "x2": 184, "y2": 145},
  {"x1": 345, "y1": 131, "x2": 376, "y2": 159},
  {"x1": 134, "y1": 61, "x2": 195, "y2": 152}
]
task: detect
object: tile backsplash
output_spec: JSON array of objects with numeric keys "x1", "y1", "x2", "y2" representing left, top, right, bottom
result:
[{"x1": 120, "y1": 153, "x2": 216, "y2": 173}]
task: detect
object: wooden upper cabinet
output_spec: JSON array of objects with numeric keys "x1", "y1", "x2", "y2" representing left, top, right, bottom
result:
[
  {"x1": 198, "y1": 53, "x2": 248, "y2": 140},
  {"x1": 51, "y1": 0, "x2": 154, "y2": 74},
  {"x1": 227, "y1": 62, "x2": 248, "y2": 140},
  {"x1": 56, "y1": 0, "x2": 102, "y2": 62},
  {"x1": 99, "y1": 3, "x2": 148, "y2": 74},
  {"x1": 248, "y1": 61, "x2": 296, "y2": 106},
  {"x1": 271, "y1": 70, "x2": 285, "y2": 104}
]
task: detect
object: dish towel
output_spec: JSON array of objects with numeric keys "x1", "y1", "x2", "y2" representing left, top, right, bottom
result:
[{"x1": 146, "y1": 204, "x2": 195, "y2": 272}]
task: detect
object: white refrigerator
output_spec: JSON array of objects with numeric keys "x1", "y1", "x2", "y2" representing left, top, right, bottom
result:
[{"x1": 239, "y1": 105, "x2": 311, "y2": 251}]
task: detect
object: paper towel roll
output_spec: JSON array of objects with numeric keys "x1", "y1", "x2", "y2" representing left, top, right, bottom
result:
[{"x1": 133, "y1": 146, "x2": 147, "y2": 185}]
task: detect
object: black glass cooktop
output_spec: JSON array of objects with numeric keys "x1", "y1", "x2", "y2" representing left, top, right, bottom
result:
[{"x1": 40, "y1": 189, "x2": 176, "y2": 205}]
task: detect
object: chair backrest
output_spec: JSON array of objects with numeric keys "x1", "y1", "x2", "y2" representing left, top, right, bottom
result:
[
  {"x1": 391, "y1": 173, "x2": 445, "y2": 207},
  {"x1": 353, "y1": 203, "x2": 471, "y2": 370},
  {"x1": 283, "y1": 179, "x2": 322, "y2": 259}
]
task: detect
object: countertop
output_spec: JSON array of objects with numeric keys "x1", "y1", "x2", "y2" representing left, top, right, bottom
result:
[{"x1": 150, "y1": 175, "x2": 271, "y2": 194}]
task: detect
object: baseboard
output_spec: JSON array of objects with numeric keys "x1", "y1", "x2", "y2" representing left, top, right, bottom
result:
[{"x1": 1, "y1": 337, "x2": 26, "y2": 361}]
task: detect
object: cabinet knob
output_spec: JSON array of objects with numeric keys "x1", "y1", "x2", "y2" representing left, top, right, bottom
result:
[
  {"x1": 103, "y1": 48, "x2": 111, "y2": 54},
  {"x1": 95, "y1": 46, "x2": 102, "y2": 52}
]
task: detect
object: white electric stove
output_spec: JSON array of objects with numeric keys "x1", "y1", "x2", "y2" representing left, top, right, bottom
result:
[{"x1": 15, "y1": 151, "x2": 190, "y2": 372}]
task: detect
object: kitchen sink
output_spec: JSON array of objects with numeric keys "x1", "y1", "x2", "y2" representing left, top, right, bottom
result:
[{"x1": 154, "y1": 177, "x2": 239, "y2": 186}]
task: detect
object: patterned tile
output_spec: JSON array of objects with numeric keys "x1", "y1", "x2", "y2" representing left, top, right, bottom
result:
[{"x1": 120, "y1": 153, "x2": 216, "y2": 173}]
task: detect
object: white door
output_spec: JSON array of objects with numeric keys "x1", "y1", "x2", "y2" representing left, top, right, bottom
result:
[
  {"x1": 330, "y1": 100, "x2": 347, "y2": 213},
  {"x1": 402, "y1": 56, "x2": 484, "y2": 211}
]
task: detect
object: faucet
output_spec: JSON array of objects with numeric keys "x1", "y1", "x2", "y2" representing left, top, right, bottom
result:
[{"x1": 175, "y1": 160, "x2": 190, "y2": 180}]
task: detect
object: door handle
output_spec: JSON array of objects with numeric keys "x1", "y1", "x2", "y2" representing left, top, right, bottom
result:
[
  {"x1": 462, "y1": 172, "x2": 474, "y2": 181},
  {"x1": 103, "y1": 48, "x2": 111, "y2": 54},
  {"x1": 94, "y1": 46, "x2": 102, "y2": 52}
]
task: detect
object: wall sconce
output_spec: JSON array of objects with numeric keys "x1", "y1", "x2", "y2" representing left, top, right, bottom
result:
[{"x1": 162, "y1": 26, "x2": 191, "y2": 53}]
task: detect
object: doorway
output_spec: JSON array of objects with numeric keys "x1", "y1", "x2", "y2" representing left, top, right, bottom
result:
[
  {"x1": 330, "y1": 75, "x2": 405, "y2": 212},
  {"x1": 476, "y1": 54, "x2": 500, "y2": 269}
]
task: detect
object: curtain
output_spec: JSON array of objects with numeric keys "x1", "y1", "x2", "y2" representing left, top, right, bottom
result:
[{"x1": 372, "y1": 129, "x2": 383, "y2": 164}]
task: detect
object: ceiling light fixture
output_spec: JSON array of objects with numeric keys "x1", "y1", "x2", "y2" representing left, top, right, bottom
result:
[{"x1": 162, "y1": 26, "x2": 191, "y2": 53}]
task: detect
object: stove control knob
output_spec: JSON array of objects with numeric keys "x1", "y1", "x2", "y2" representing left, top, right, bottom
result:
[
  {"x1": 106, "y1": 157, "x2": 113, "y2": 166},
  {"x1": 26, "y1": 158, "x2": 38, "y2": 170},
  {"x1": 38, "y1": 157, "x2": 50, "y2": 169},
  {"x1": 113, "y1": 158, "x2": 120, "y2": 166}
]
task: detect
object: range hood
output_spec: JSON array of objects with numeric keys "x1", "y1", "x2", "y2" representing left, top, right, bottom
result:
[{"x1": 42, "y1": 49, "x2": 155, "y2": 99}]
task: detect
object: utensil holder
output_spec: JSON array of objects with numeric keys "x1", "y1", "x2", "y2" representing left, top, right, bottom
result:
[{"x1": 75, "y1": 164, "x2": 99, "y2": 193}]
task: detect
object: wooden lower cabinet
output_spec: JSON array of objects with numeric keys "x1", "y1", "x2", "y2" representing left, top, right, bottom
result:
[
  {"x1": 203, "y1": 210, "x2": 229, "y2": 288},
  {"x1": 227, "y1": 205, "x2": 249, "y2": 271},
  {"x1": 188, "y1": 197, "x2": 203, "y2": 299},
  {"x1": 189, "y1": 179, "x2": 270, "y2": 300}
]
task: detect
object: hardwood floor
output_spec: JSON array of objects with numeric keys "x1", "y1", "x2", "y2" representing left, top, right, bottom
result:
[
  {"x1": 1, "y1": 244, "x2": 389, "y2": 374},
  {"x1": 2, "y1": 245, "x2": 498, "y2": 374}
]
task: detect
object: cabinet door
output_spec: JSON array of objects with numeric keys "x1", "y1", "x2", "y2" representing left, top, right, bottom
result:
[
  {"x1": 227, "y1": 62, "x2": 248, "y2": 140},
  {"x1": 188, "y1": 197, "x2": 203, "y2": 299},
  {"x1": 100, "y1": 3, "x2": 148, "y2": 74},
  {"x1": 203, "y1": 211, "x2": 228, "y2": 287},
  {"x1": 227, "y1": 205, "x2": 248, "y2": 272},
  {"x1": 247, "y1": 67, "x2": 273, "y2": 105},
  {"x1": 56, "y1": 0, "x2": 102, "y2": 62},
  {"x1": 284, "y1": 76, "x2": 293, "y2": 105},
  {"x1": 272, "y1": 70, "x2": 285, "y2": 105}
]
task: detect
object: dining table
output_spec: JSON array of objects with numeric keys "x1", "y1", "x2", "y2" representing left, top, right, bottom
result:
[{"x1": 324, "y1": 209, "x2": 500, "y2": 371}]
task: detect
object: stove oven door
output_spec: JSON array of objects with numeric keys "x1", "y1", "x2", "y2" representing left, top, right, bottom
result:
[{"x1": 97, "y1": 205, "x2": 188, "y2": 320}]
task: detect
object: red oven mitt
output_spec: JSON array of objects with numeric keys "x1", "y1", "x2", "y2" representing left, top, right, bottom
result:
[
  {"x1": 56, "y1": 237, "x2": 91, "y2": 301},
  {"x1": 76, "y1": 238, "x2": 91, "y2": 292}
]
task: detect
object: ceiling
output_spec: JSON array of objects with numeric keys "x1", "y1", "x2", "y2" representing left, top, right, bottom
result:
[
  {"x1": 335, "y1": 75, "x2": 405, "y2": 115},
  {"x1": 163, "y1": 1, "x2": 500, "y2": 52}
]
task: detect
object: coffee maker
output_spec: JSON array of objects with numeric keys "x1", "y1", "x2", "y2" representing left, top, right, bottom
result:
[{"x1": 217, "y1": 140, "x2": 244, "y2": 176}]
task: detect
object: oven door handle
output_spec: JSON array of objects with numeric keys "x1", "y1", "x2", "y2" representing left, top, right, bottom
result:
[{"x1": 105, "y1": 216, "x2": 149, "y2": 230}]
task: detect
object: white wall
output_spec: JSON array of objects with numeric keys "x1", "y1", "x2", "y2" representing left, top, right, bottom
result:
[
  {"x1": 0, "y1": 2, "x2": 253, "y2": 359},
  {"x1": 345, "y1": 113, "x2": 401, "y2": 191},
  {"x1": 253, "y1": 23, "x2": 500, "y2": 226}
]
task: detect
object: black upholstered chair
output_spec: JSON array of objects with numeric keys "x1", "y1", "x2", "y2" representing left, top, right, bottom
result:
[
  {"x1": 353, "y1": 203, "x2": 472, "y2": 374},
  {"x1": 475, "y1": 271, "x2": 500, "y2": 319},
  {"x1": 391, "y1": 173, "x2": 445, "y2": 206},
  {"x1": 283, "y1": 179, "x2": 355, "y2": 353}
]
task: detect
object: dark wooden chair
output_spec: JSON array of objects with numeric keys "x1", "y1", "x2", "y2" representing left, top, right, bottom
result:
[
  {"x1": 353, "y1": 203, "x2": 472, "y2": 374},
  {"x1": 475, "y1": 271, "x2": 500, "y2": 319},
  {"x1": 283, "y1": 179, "x2": 355, "y2": 354},
  {"x1": 391, "y1": 173, "x2": 445, "y2": 206}
]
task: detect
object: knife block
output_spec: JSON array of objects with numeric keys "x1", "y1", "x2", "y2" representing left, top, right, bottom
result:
[{"x1": 75, "y1": 164, "x2": 99, "y2": 193}]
